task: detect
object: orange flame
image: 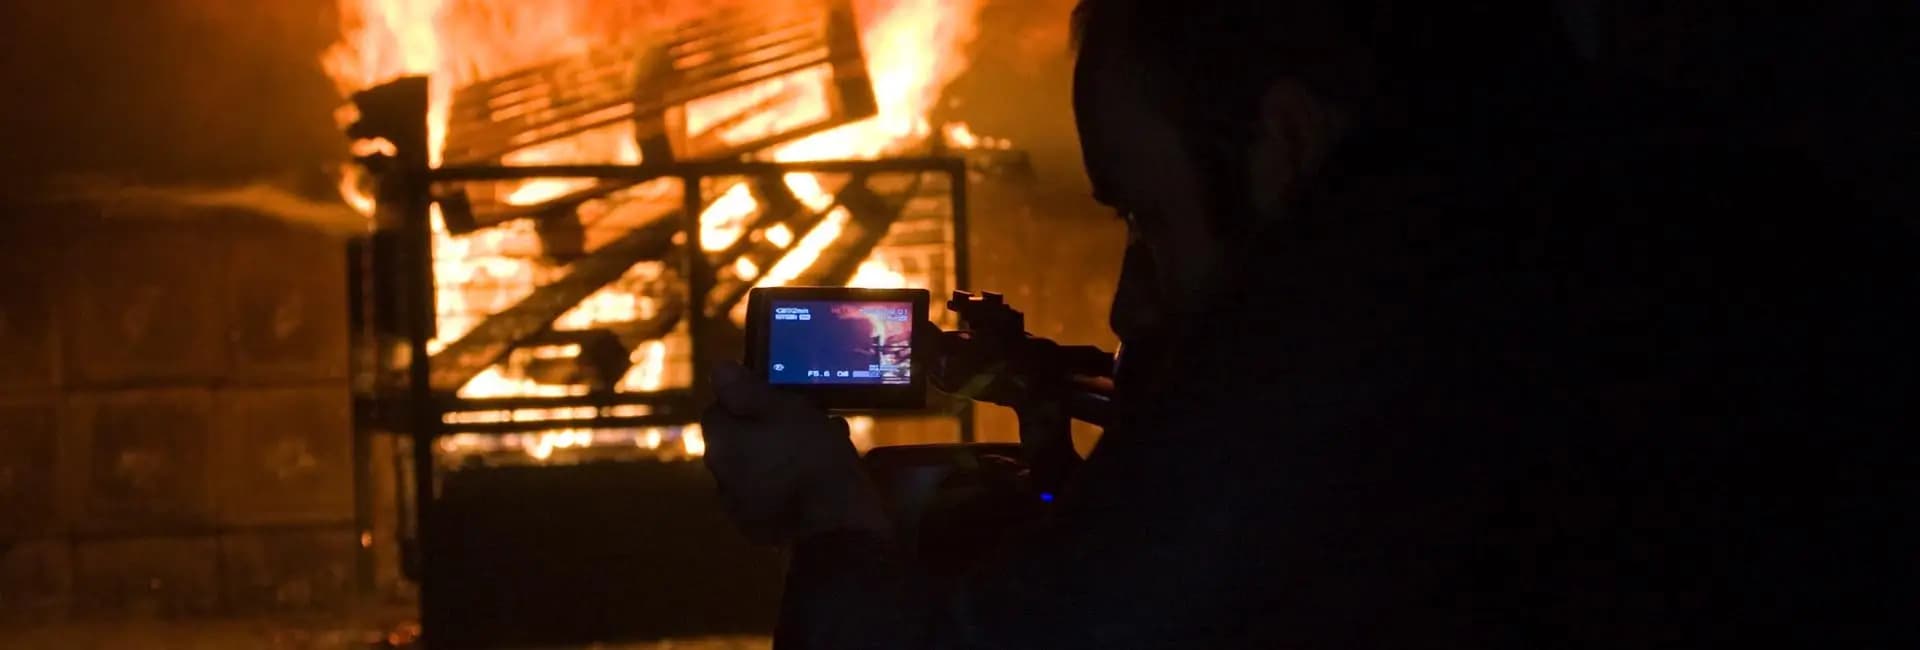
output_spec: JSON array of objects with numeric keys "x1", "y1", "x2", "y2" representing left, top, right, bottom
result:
[
  {"x1": 324, "y1": 0, "x2": 982, "y2": 172},
  {"x1": 325, "y1": 1, "x2": 987, "y2": 458}
]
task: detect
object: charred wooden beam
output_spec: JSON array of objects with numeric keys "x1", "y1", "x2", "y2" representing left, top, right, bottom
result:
[
  {"x1": 788, "y1": 176, "x2": 915, "y2": 287},
  {"x1": 448, "y1": 180, "x2": 644, "y2": 235},
  {"x1": 426, "y1": 215, "x2": 681, "y2": 392},
  {"x1": 708, "y1": 175, "x2": 807, "y2": 264},
  {"x1": 704, "y1": 178, "x2": 844, "y2": 318},
  {"x1": 677, "y1": 85, "x2": 814, "y2": 156},
  {"x1": 452, "y1": 45, "x2": 638, "y2": 103},
  {"x1": 604, "y1": 280, "x2": 688, "y2": 350},
  {"x1": 357, "y1": 389, "x2": 701, "y2": 432},
  {"x1": 513, "y1": 282, "x2": 689, "y2": 389},
  {"x1": 518, "y1": 329, "x2": 635, "y2": 390},
  {"x1": 438, "y1": 413, "x2": 693, "y2": 436},
  {"x1": 438, "y1": 389, "x2": 695, "y2": 413}
]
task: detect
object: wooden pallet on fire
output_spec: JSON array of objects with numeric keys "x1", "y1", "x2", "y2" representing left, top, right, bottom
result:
[
  {"x1": 425, "y1": 170, "x2": 922, "y2": 400},
  {"x1": 441, "y1": 0, "x2": 875, "y2": 234},
  {"x1": 420, "y1": 0, "x2": 894, "y2": 403}
]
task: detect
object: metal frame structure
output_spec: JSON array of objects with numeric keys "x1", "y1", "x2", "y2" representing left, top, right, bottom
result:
[
  {"x1": 338, "y1": 6, "x2": 988, "y2": 639},
  {"x1": 362, "y1": 156, "x2": 974, "y2": 434},
  {"x1": 347, "y1": 70, "x2": 973, "y2": 639}
]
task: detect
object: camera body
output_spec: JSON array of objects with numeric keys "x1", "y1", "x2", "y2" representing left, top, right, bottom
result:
[
  {"x1": 742, "y1": 287, "x2": 1115, "y2": 576},
  {"x1": 743, "y1": 286, "x2": 931, "y2": 410}
]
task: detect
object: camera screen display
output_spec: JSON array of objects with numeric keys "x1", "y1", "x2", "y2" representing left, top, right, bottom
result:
[{"x1": 765, "y1": 300, "x2": 914, "y2": 386}]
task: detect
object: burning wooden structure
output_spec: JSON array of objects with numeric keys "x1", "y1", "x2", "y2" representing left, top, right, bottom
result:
[{"x1": 341, "y1": 0, "x2": 1005, "y2": 644}]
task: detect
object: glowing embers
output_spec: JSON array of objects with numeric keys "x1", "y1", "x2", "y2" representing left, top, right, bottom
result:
[
  {"x1": 764, "y1": 223, "x2": 796, "y2": 248},
  {"x1": 941, "y1": 122, "x2": 1010, "y2": 150},
  {"x1": 435, "y1": 425, "x2": 707, "y2": 464},
  {"x1": 433, "y1": 415, "x2": 878, "y2": 464}
]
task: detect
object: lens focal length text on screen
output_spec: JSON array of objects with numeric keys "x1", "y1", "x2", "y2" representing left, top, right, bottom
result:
[{"x1": 765, "y1": 300, "x2": 914, "y2": 386}]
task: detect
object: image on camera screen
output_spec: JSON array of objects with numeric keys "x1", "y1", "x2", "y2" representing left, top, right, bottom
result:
[{"x1": 766, "y1": 300, "x2": 913, "y2": 385}]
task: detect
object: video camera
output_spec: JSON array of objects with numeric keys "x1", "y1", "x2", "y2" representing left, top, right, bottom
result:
[
  {"x1": 742, "y1": 286, "x2": 1115, "y2": 423},
  {"x1": 742, "y1": 286, "x2": 931, "y2": 410},
  {"x1": 743, "y1": 286, "x2": 1116, "y2": 575}
]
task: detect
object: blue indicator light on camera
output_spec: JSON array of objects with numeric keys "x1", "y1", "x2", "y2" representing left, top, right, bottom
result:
[{"x1": 1039, "y1": 492, "x2": 1054, "y2": 503}]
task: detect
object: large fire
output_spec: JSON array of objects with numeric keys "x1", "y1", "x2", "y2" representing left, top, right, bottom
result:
[{"x1": 325, "y1": 0, "x2": 981, "y2": 460}]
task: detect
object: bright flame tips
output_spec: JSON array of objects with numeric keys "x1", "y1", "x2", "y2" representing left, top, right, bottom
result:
[
  {"x1": 630, "y1": 340, "x2": 668, "y2": 392},
  {"x1": 681, "y1": 427, "x2": 707, "y2": 455},
  {"x1": 322, "y1": 0, "x2": 445, "y2": 96},
  {"x1": 733, "y1": 256, "x2": 762, "y2": 279},
  {"x1": 775, "y1": 0, "x2": 981, "y2": 161},
  {"x1": 323, "y1": 0, "x2": 450, "y2": 168},
  {"x1": 849, "y1": 258, "x2": 908, "y2": 288},
  {"x1": 944, "y1": 122, "x2": 980, "y2": 148}
]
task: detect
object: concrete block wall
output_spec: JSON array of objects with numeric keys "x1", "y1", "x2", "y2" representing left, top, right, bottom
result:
[{"x1": 0, "y1": 201, "x2": 357, "y2": 624}]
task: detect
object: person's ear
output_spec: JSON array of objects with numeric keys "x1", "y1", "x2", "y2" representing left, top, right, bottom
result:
[{"x1": 1246, "y1": 78, "x2": 1346, "y2": 226}]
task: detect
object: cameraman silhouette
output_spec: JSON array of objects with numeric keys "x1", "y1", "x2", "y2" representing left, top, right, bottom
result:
[{"x1": 702, "y1": 1, "x2": 1918, "y2": 647}]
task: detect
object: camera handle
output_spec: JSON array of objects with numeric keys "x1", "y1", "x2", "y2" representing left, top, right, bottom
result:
[{"x1": 930, "y1": 291, "x2": 1117, "y2": 496}]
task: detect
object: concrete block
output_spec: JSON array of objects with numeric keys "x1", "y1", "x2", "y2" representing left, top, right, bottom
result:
[
  {"x1": 72, "y1": 536, "x2": 221, "y2": 618},
  {"x1": 68, "y1": 389, "x2": 215, "y2": 533},
  {"x1": 0, "y1": 539, "x2": 73, "y2": 624},
  {"x1": 218, "y1": 529, "x2": 355, "y2": 615},
  {"x1": 227, "y1": 220, "x2": 349, "y2": 383},
  {"x1": 214, "y1": 387, "x2": 353, "y2": 526},
  {"x1": 0, "y1": 397, "x2": 60, "y2": 539},
  {"x1": 60, "y1": 210, "x2": 230, "y2": 385},
  {"x1": 0, "y1": 219, "x2": 61, "y2": 390}
]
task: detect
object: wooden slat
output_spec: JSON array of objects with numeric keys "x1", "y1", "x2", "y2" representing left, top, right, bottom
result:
[
  {"x1": 458, "y1": 68, "x2": 631, "y2": 123},
  {"x1": 469, "y1": 54, "x2": 631, "y2": 108},
  {"x1": 456, "y1": 180, "x2": 649, "y2": 233},
  {"x1": 789, "y1": 176, "x2": 917, "y2": 287},
  {"x1": 427, "y1": 215, "x2": 682, "y2": 391},
  {"x1": 451, "y1": 77, "x2": 634, "y2": 140},
  {"x1": 454, "y1": 46, "x2": 638, "y2": 102},
  {"x1": 448, "y1": 10, "x2": 818, "y2": 132},
  {"x1": 677, "y1": 85, "x2": 812, "y2": 156},
  {"x1": 667, "y1": 0, "x2": 823, "y2": 50},
  {"x1": 667, "y1": 108, "x2": 858, "y2": 167},
  {"x1": 468, "y1": 56, "x2": 629, "y2": 106},
  {"x1": 668, "y1": 53, "x2": 833, "y2": 110},
  {"x1": 450, "y1": 41, "x2": 829, "y2": 158},
  {"x1": 705, "y1": 207, "x2": 836, "y2": 318},
  {"x1": 448, "y1": 45, "x2": 845, "y2": 165},
  {"x1": 440, "y1": 0, "x2": 865, "y2": 165},
  {"x1": 515, "y1": 289, "x2": 687, "y2": 388},
  {"x1": 672, "y1": 22, "x2": 818, "y2": 75},
  {"x1": 710, "y1": 175, "x2": 804, "y2": 264}
]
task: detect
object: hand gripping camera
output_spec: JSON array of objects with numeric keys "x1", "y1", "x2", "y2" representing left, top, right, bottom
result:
[{"x1": 743, "y1": 287, "x2": 1115, "y2": 574}]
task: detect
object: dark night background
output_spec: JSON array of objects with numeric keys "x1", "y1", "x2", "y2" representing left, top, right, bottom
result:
[{"x1": 0, "y1": 0, "x2": 1913, "y2": 646}]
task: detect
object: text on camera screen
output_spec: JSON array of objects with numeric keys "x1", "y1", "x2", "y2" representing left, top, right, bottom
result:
[{"x1": 766, "y1": 300, "x2": 913, "y2": 385}]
